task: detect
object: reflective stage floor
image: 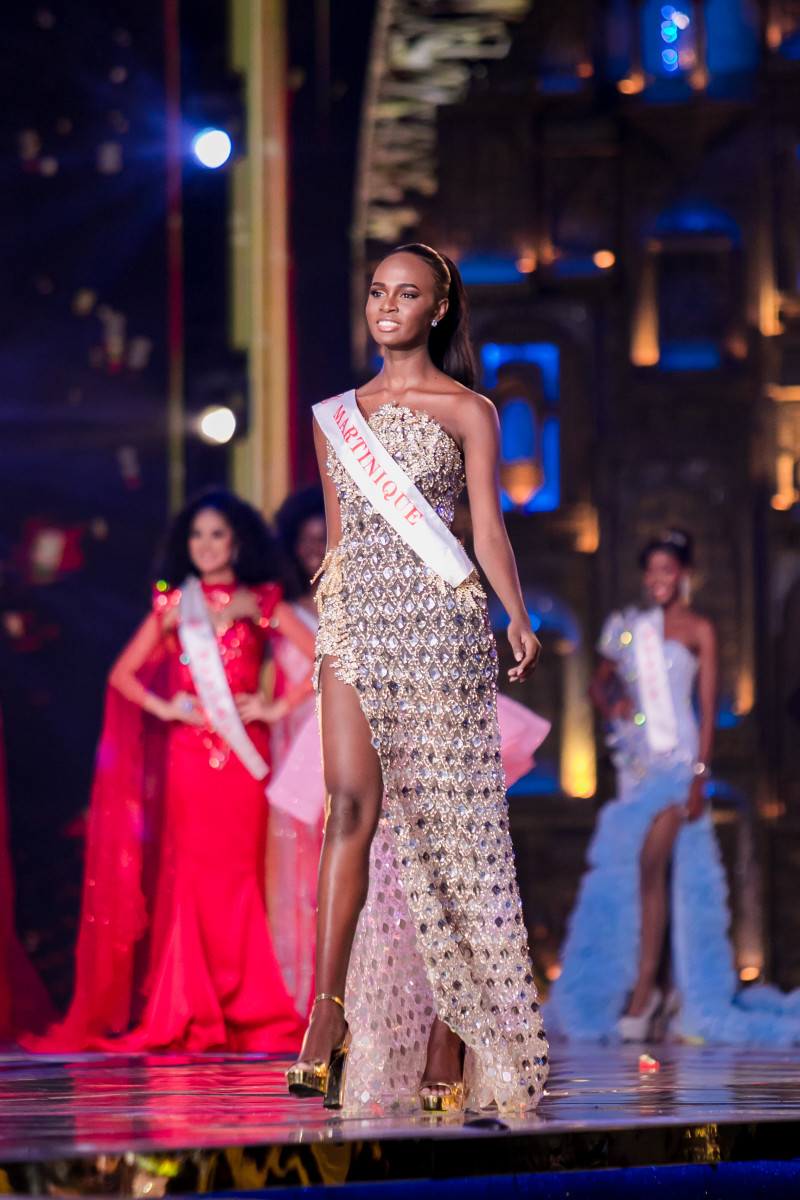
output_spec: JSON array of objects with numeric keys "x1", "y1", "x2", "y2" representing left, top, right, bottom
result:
[{"x1": 2, "y1": 1042, "x2": 800, "y2": 1193}]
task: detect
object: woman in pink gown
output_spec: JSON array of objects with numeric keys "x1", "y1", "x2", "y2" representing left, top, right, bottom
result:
[
  {"x1": 29, "y1": 491, "x2": 315, "y2": 1053},
  {"x1": 266, "y1": 487, "x2": 327, "y2": 1017}
]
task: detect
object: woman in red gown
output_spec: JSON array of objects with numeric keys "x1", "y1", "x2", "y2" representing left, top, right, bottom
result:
[{"x1": 30, "y1": 491, "x2": 314, "y2": 1053}]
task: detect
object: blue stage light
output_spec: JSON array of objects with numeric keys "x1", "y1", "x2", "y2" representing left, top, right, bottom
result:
[{"x1": 191, "y1": 128, "x2": 232, "y2": 169}]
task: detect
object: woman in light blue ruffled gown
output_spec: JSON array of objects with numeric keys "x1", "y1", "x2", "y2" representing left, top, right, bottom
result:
[{"x1": 547, "y1": 530, "x2": 800, "y2": 1044}]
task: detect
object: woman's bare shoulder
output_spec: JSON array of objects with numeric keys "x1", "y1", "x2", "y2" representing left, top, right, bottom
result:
[{"x1": 445, "y1": 387, "x2": 498, "y2": 435}]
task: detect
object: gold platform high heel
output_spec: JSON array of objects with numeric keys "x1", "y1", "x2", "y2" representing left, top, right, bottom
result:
[
  {"x1": 286, "y1": 993, "x2": 351, "y2": 1108},
  {"x1": 323, "y1": 1026, "x2": 352, "y2": 1110},
  {"x1": 419, "y1": 1081, "x2": 465, "y2": 1114}
]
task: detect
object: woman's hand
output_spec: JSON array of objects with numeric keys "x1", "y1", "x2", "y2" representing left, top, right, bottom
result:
[
  {"x1": 235, "y1": 692, "x2": 289, "y2": 725},
  {"x1": 208, "y1": 588, "x2": 260, "y2": 633},
  {"x1": 684, "y1": 777, "x2": 706, "y2": 823},
  {"x1": 506, "y1": 621, "x2": 541, "y2": 683},
  {"x1": 156, "y1": 691, "x2": 205, "y2": 726}
]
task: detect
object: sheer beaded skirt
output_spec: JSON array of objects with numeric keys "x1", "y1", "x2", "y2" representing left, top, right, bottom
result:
[{"x1": 315, "y1": 405, "x2": 548, "y2": 1113}]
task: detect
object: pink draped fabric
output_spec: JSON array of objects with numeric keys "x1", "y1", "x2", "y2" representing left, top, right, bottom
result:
[
  {"x1": 267, "y1": 605, "x2": 320, "y2": 1019},
  {"x1": 23, "y1": 663, "x2": 171, "y2": 1049},
  {"x1": 269, "y1": 690, "x2": 551, "y2": 832}
]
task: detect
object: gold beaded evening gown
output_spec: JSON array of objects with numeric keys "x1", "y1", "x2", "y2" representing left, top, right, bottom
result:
[{"x1": 315, "y1": 402, "x2": 548, "y2": 1113}]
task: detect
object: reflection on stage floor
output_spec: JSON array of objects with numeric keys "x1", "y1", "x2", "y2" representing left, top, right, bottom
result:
[{"x1": 2, "y1": 1040, "x2": 800, "y2": 1161}]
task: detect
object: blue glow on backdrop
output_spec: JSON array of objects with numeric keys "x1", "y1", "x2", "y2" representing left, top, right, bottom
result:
[
  {"x1": 481, "y1": 343, "x2": 560, "y2": 396},
  {"x1": 457, "y1": 254, "x2": 525, "y2": 285},
  {"x1": 659, "y1": 340, "x2": 723, "y2": 370}
]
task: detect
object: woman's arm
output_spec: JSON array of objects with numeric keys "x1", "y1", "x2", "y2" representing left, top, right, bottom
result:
[
  {"x1": 686, "y1": 615, "x2": 718, "y2": 821},
  {"x1": 272, "y1": 600, "x2": 317, "y2": 661},
  {"x1": 108, "y1": 612, "x2": 203, "y2": 725},
  {"x1": 459, "y1": 393, "x2": 541, "y2": 682},
  {"x1": 588, "y1": 657, "x2": 634, "y2": 721},
  {"x1": 235, "y1": 595, "x2": 317, "y2": 725}
]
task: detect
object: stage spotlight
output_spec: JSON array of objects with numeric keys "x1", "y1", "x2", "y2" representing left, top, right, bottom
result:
[
  {"x1": 191, "y1": 128, "x2": 232, "y2": 169},
  {"x1": 198, "y1": 405, "x2": 236, "y2": 444}
]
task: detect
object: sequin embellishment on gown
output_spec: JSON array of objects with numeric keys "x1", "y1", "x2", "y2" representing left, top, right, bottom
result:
[{"x1": 315, "y1": 404, "x2": 548, "y2": 1113}]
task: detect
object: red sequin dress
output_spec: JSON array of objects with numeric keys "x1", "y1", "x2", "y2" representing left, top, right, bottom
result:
[{"x1": 27, "y1": 581, "x2": 304, "y2": 1054}]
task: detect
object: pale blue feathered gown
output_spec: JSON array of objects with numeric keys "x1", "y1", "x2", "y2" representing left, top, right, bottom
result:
[{"x1": 546, "y1": 607, "x2": 800, "y2": 1043}]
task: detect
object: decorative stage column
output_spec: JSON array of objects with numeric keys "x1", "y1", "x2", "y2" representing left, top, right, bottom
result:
[{"x1": 229, "y1": 0, "x2": 291, "y2": 515}]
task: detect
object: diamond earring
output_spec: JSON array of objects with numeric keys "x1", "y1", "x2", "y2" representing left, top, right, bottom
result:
[{"x1": 431, "y1": 319, "x2": 438, "y2": 327}]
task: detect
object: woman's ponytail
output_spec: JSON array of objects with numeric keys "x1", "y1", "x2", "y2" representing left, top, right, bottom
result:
[{"x1": 393, "y1": 243, "x2": 476, "y2": 389}]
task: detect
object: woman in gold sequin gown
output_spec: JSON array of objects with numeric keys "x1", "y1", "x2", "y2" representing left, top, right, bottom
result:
[{"x1": 290, "y1": 245, "x2": 549, "y2": 1113}]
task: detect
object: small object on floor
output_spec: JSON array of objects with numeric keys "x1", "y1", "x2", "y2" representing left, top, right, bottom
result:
[
  {"x1": 465, "y1": 1117, "x2": 509, "y2": 1130},
  {"x1": 639, "y1": 1054, "x2": 660, "y2": 1072}
]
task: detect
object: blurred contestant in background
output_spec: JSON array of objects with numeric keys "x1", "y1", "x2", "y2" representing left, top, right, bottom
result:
[
  {"x1": 267, "y1": 486, "x2": 327, "y2": 1017},
  {"x1": 30, "y1": 491, "x2": 314, "y2": 1053},
  {"x1": 547, "y1": 530, "x2": 800, "y2": 1044}
]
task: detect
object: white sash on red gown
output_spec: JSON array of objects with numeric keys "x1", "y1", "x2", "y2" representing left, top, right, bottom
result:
[{"x1": 178, "y1": 577, "x2": 270, "y2": 781}]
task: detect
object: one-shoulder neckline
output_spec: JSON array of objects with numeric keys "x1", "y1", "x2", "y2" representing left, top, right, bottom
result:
[
  {"x1": 357, "y1": 397, "x2": 462, "y2": 458},
  {"x1": 664, "y1": 637, "x2": 699, "y2": 664}
]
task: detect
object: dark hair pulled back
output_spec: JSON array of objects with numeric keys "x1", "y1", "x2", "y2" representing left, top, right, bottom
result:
[
  {"x1": 155, "y1": 488, "x2": 281, "y2": 589},
  {"x1": 392, "y1": 242, "x2": 476, "y2": 389},
  {"x1": 274, "y1": 484, "x2": 326, "y2": 600},
  {"x1": 638, "y1": 528, "x2": 693, "y2": 571}
]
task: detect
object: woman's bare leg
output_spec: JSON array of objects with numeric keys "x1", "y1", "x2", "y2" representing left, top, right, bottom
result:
[
  {"x1": 626, "y1": 805, "x2": 683, "y2": 1017},
  {"x1": 295, "y1": 657, "x2": 465, "y2": 1094},
  {"x1": 293, "y1": 657, "x2": 384, "y2": 1065}
]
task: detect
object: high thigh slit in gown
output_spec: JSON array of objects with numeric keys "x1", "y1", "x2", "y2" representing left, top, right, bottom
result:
[{"x1": 314, "y1": 403, "x2": 548, "y2": 1113}]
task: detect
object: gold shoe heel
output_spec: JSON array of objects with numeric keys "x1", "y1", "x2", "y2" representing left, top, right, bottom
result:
[
  {"x1": 420, "y1": 1081, "x2": 464, "y2": 1114},
  {"x1": 286, "y1": 1059, "x2": 328, "y2": 1099},
  {"x1": 323, "y1": 1028, "x2": 352, "y2": 1110},
  {"x1": 287, "y1": 992, "x2": 348, "y2": 1103}
]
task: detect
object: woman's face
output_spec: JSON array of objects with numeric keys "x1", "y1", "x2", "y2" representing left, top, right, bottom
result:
[
  {"x1": 295, "y1": 514, "x2": 327, "y2": 578},
  {"x1": 188, "y1": 507, "x2": 236, "y2": 577},
  {"x1": 366, "y1": 252, "x2": 448, "y2": 352},
  {"x1": 643, "y1": 549, "x2": 684, "y2": 606}
]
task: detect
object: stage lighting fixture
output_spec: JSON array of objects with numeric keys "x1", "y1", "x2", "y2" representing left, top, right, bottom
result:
[
  {"x1": 191, "y1": 128, "x2": 232, "y2": 169},
  {"x1": 593, "y1": 250, "x2": 615, "y2": 269},
  {"x1": 198, "y1": 405, "x2": 236, "y2": 444}
]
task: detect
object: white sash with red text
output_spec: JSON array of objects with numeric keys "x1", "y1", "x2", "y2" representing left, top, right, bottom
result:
[
  {"x1": 313, "y1": 389, "x2": 473, "y2": 587},
  {"x1": 178, "y1": 576, "x2": 270, "y2": 781},
  {"x1": 632, "y1": 608, "x2": 679, "y2": 754}
]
